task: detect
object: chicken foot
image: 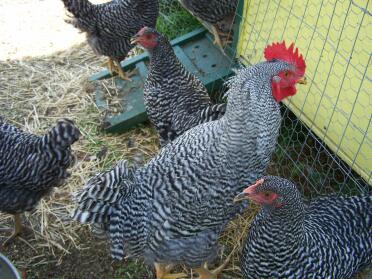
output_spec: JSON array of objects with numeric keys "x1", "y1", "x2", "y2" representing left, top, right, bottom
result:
[
  {"x1": 1, "y1": 214, "x2": 24, "y2": 246},
  {"x1": 154, "y1": 263, "x2": 187, "y2": 279},
  {"x1": 104, "y1": 58, "x2": 137, "y2": 81},
  {"x1": 211, "y1": 25, "x2": 234, "y2": 50},
  {"x1": 211, "y1": 25, "x2": 224, "y2": 50},
  {"x1": 195, "y1": 247, "x2": 235, "y2": 279}
]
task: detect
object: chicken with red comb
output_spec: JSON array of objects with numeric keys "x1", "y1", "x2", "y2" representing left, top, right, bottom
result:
[
  {"x1": 131, "y1": 27, "x2": 226, "y2": 146},
  {"x1": 72, "y1": 42, "x2": 306, "y2": 279},
  {"x1": 235, "y1": 176, "x2": 371, "y2": 278},
  {"x1": 61, "y1": 0, "x2": 159, "y2": 80}
]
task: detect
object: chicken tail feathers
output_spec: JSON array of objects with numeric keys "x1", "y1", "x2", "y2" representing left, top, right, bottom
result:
[
  {"x1": 36, "y1": 119, "x2": 81, "y2": 175},
  {"x1": 71, "y1": 160, "x2": 135, "y2": 230},
  {"x1": 42, "y1": 118, "x2": 81, "y2": 150}
]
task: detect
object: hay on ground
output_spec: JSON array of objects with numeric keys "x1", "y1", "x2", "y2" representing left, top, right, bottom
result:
[{"x1": 0, "y1": 41, "x2": 257, "y2": 278}]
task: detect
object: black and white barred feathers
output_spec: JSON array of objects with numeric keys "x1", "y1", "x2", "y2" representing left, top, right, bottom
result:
[
  {"x1": 0, "y1": 119, "x2": 80, "y2": 214},
  {"x1": 72, "y1": 59, "x2": 296, "y2": 268},
  {"x1": 142, "y1": 28, "x2": 226, "y2": 146},
  {"x1": 241, "y1": 176, "x2": 372, "y2": 279},
  {"x1": 62, "y1": 0, "x2": 159, "y2": 63},
  {"x1": 181, "y1": 0, "x2": 238, "y2": 27}
]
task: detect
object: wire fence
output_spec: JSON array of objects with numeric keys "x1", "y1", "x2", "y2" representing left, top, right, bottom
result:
[
  {"x1": 154, "y1": 0, "x2": 371, "y2": 197},
  {"x1": 204, "y1": 0, "x2": 371, "y2": 197}
]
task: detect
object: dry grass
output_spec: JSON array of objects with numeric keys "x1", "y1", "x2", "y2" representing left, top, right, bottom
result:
[
  {"x1": 0, "y1": 1, "x2": 256, "y2": 278},
  {"x1": 0, "y1": 2, "x2": 369, "y2": 278},
  {"x1": 0, "y1": 33, "x2": 257, "y2": 279},
  {"x1": 1, "y1": 3, "x2": 370, "y2": 279},
  {"x1": 0, "y1": 43, "x2": 159, "y2": 269}
]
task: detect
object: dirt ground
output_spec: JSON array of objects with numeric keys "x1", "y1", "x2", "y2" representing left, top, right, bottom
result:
[
  {"x1": 0, "y1": 1, "x2": 153, "y2": 278},
  {"x1": 1, "y1": 229, "x2": 153, "y2": 279},
  {"x1": 0, "y1": 0, "x2": 112, "y2": 60},
  {"x1": 0, "y1": 1, "x2": 370, "y2": 279},
  {"x1": 0, "y1": 0, "x2": 80, "y2": 59},
  {"x1": 0, "y1": 1, "x2": 242, "y2": 278}
]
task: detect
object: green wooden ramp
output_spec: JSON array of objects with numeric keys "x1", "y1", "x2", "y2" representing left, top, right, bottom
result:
[{"x1": 91, "y1": 28, "x2": 234, "y2": 133}]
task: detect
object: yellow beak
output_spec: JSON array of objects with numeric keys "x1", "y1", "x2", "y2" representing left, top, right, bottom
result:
[
  {"x1": 297, "y1": 77, "x2": 307, "y2": 85},
  {"x1": 130, "y1": 36, "x2": 139, "y2": 45}
]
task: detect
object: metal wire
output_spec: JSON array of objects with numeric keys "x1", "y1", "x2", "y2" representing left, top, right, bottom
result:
[{"x1": 216, "y1": 0, "x2": 371, "y2": 197}]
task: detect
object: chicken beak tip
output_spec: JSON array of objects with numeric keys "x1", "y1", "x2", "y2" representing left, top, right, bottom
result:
[
  {"x1": 297, "y1": 77, "x2": 307, "y2": 85},
  {"x1": 233, "y1": 192, "x2": 248, "y2": 203}
]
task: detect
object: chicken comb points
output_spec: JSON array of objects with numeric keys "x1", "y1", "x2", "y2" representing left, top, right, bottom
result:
[{"x1": 264, "y1": 41, "x2": 306, "y2": 76}]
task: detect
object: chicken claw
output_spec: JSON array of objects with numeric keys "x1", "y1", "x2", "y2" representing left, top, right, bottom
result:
[
  {"x1": 154, "y1": 263, "x2": 188, "y2": 279},
  {"x1": 1, "y1": 214, "x2": 24, "y2": 246},
  {"x1": 195, "y1": 247, "x2": 235, "y2": 279},
  {"x1": 211, "y1": 25, "x2": 224, "y2": 50},
  {"x1": 104, "y1": 58, "x2": 137, "y2": 81}
]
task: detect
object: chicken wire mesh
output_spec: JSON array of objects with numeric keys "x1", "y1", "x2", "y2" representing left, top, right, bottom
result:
[{"x1": 208, "y1": 0, "x2": 371, "y2": 198}]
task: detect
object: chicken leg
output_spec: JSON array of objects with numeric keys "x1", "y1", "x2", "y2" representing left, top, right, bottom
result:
[
  {"x1": 195, "y1": 247, "x2": 235, "y2": 279},
  {"x1": 104, "y1": 58, "x2": 137, "y2": 81},
  {"x1": 211, "y1": 25, "x2": 224, "y2": 50},
  {"x1": 1, "y1": 214, "x2": 23, "y2": 246},
  {"x1": 154, "y1": 263, "x2": 187, "y2": 279}
]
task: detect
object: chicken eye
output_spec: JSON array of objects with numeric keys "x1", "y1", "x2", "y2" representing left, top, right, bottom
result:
[
  {"x1": 284, "y1": 71, "x2": 289, "y2": 77},
  {"x1": 263, "y1": 192, "x2": 271, "y2": 198}
]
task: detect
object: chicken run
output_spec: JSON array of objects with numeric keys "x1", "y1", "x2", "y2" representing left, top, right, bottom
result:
[{"x1": 0, "y1": 0, "x2": 371, "y2": 279}]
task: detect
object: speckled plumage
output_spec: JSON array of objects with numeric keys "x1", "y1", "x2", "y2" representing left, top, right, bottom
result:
[
  {"x1": 143, "y1": 29, "x2": 226, "y2": 146},
  {"x1": 0, "y1": 119, "x2": 80, "y2": 214},
  {"x1": 62, "y1": 0, "x2": 159, "y2": 62},
  {"x1": 181, "y1": 0, "x2": 238, "y2": 25},
  {"x1": 241, "y1": 176, "x2": 372, "y2": 279},
  {"x1": 73, "y1": 60, "x2": 295, "y2": 268}
]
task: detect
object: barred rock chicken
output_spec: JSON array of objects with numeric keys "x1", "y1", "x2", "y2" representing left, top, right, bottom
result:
[
  {"x1": 72, "y1": 41, "x2": 306, "y2": 279},
  {"x1": 235, "y1": 176, "x2": 372, "y2": 279},
  {"x1": 180, "y1": 0, "x2": 238, "y2": 49},
  {"x1": 131, "y1": 27, "x2": 226, "y2": 146},
  {"x1": 62, "y1": 0, "x2": 159, "y2": 80},
  {"x1": 0, "y1": 119, "x2": 80, "y2": 245}
]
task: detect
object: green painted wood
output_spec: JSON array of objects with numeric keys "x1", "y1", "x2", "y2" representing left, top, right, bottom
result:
[
  {"x1": 95, "y1": 61, "x2": 148, "y2": 132},
  {"x1": 90, "y1": 28, "x2": 207, "y2": 82},
  {"x1": 173, "y1": 45, "x2": 199, "y2": 75},
  {"x1": 92, "y1": 27, "x2": 236, "y2": 133}
]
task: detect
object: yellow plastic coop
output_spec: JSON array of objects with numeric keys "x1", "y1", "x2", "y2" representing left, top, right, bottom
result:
[{"x1": 235, "y1": 0, "x2": 371, "y2": 185}]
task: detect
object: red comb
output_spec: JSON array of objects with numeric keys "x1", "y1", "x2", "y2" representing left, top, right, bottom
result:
[
  {"x1": 243, "y1": 179, "x2": 264, "y2": 195},
  {"x1": 264, "y1": 41, "x2": 306, "y2": 76}
]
